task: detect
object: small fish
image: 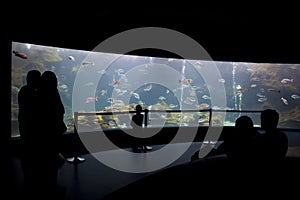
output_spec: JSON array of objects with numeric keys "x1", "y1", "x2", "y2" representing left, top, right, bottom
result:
[
  {"x1": 114, "y1": 68, "x2": 125, "y2": 73},
  {"x1": 291, "y1": 94, "x2": 300, "y2": 99},
  {"x1": 158, "y1": 96, "x2": 166, "y2": 101},
  {"x1": 237, "y1": 88, "x2": 249, "y2": 92},
  {"x1": 130, "y1": 92, "x2": 140, "y2": 99},
  {"x1": 280, "y1": 97, "x2": 288, "y2": 105},
  {"x1": 267, "y1": 88, "x2": 280, "y2": 93},
  {"x1": 111, "y1": 80, "x2": 120, "y2": 86},
  {"x1": 179, "y1": 79, "x2": 193, "y2": 83},
  {"x1": 202, "y1": 95, "x2": 211, "y2": 100},
  {"x1": 82, "y1": 61, "x2": 94, "y2": 65},
  {"x1": 197, "y1": 103, "x2": 210, "y2": 109},
  {"x1": 236, "y1": 85, "x2": 248, "y2": 92},
  {"x1": 68, "y1": 55, "x2": 75, "y2": 61},
  {"x1": 280, "y1": 78, "x2": 293, "y2": 84},
  {"x1": 11, "y1": 85, "x2": 20, "y2": 93},
  {"x1": 256, "y1": 93, "x2": 266, "y2": 98},
  {"x1": 13, "y1": 50, "x2": 28, "y2": 59},
  {"x1": 85, "y1": 96, "x2": 98, "y2": 103},
  {"x1": 144, "y1": 84, "x2": 152, "y2": 91},
  {"x1": 106, "y1": 98, "x2": 114, "y2": 103},
  {"x1": 218, "y1": 78, "x2": 225, "y2": 83},
  {"x1": 99, "y1": 89, "x2": 107, "y2": 95},
  {"x1": 168, "y1": 104, "x2": 178, "y2": 109},
  {"x1": 258, "y1": 97, "x2": 267, "y2": 102}
]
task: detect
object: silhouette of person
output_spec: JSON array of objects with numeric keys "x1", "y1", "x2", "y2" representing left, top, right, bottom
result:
[
  {"x1": 18, "y1": 69, "x2": 42, "y2": 196},
  {"x1": 191, "y1": 115, "x2": 260, "y2": 162},
  {"x1": 131, "y1": 104, "x2": 152, "y2": 152},
  {"x1": 39, "y1": 70, "x2": 67, "y2": 197},
  {"x1": 258, "y1": 109, "x2": 288, "y2": 163}
]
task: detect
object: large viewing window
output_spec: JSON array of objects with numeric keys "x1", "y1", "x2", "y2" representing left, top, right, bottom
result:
[{"x1": 11, "y1": 42, "x2": 300, "y2": 137}]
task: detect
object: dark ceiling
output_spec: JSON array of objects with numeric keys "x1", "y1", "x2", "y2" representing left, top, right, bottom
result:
[{"x1": 4, "y1": 5, "x2": 300, "y2": 63}]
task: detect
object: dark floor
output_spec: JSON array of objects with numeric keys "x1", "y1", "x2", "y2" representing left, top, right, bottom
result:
[{"x1": 4, "y1": 141, "x2": 300, "y2": 200}]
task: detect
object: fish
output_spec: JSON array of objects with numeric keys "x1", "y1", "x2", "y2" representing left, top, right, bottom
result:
[
  {"x1": 291, "y1": 94, "x2": 300, "y2": 99},
  {"x1": 114, "y1": 68, "x2": 125, "y2": 73},
  {"x1": 258, "y1": 97, "x2": 267, "y2": 102},
  {"x1": 13, "y1": 50, "x2": 28, "y2": 59},
  {"x1": 202, "y1": 95, "x2": 211, "y2": 100},
  {"x1": 280, "y1": 97, "x2": 288, "y2": 105},
  {"x1": 197, "y1": 103, "x2": 210, "y2": 109},
  {"x1": 144, "y1": 84, "x2": 152, "y2": 91},
  {"x1": 158, "y1": 96, "x2": 166, "y2": 101},
  {"x1": 280, "y1": 78, "x2": 293, "y2": 84},
  {"x1": 179, "y1": 79, "x2": 193, "y2": 83},
  {"x1": 218, "y1": 78, "x2": 225, "y2": 83},
  {"x1": 267, "y1": 88, "x2": 280, "y2": 93},
  {"x1": 11, "y1": 85, "x2": 20, "y2": 93},
  {"x1": 106, "y1": 98, "x2": 114, "y2": 103},
  {"x1": 130, "y1": 92, "x2": 140, "y2": 99},
  {"x1": 85, "y1": 96, "x2": 98, "y2": 103},
  {"x1": 99, "y1": 89, "x2": 107, "y2": 95},
  {"x1": 169, "y1": 104, "x2": 178, "y2": 109},
  {"x1": 236, "y1": 85, "x2": 248, "y2": 92},
  {"x1": 82, "y1": 61, "x2": 94, "y2": 65},
  {"x1": 256, "y1": 93, "x2": 266, "y2": 98},
  {"x1": 111, "y1": 80, "x2": 120, "y2": 86},
  {"x1": 68, "y1": 55, "x2": 75, "y2": 61}
]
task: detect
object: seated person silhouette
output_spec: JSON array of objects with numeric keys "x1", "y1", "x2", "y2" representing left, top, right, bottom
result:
[
  {"x1": 258, "y1": 109, "x2": 288, "y2": 163},
  {"x1": 191, "y1": 115, "x2": 260, "y2": 162},
  {"x1": 131, "y1": 104, "x2": 152, "y2": 152}
]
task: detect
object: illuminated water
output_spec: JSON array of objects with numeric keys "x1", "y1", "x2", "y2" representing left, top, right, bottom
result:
[{"x1": 11, "y1": 42, "x2": 300, "y2": 136}]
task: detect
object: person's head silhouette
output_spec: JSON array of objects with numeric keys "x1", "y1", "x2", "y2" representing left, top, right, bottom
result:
[
  {"x1": 135, "y1": 104, "x2": 142, "y2": 114},
  {"x1": 41, "y1": 70, "x2": 58, "y2": 89},
  {"x1": 26, "y1": 70, "x2": 41, "y2": 88},
  {"x1": 261, "y1": 109, "x2": 279, "y2": 131},
  {"x1": 235, "y1": 115, "x2": 253, "y2": 129}
]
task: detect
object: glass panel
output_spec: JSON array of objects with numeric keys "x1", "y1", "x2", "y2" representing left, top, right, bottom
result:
[{"x1": 11, "y1": 42, "x2": 300, "y2": 137}]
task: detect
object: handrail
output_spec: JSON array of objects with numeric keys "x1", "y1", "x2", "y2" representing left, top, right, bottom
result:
[{"x1": 74, "y1": 109, "x2": 263, "y2": 129}]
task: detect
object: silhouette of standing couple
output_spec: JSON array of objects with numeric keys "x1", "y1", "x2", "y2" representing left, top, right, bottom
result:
[{"x1": 18, "y1": 70, "x2": 66, "y2": 199}]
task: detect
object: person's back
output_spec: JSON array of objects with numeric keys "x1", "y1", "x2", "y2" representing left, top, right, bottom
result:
[
  {"x1": 18, "y1": 69, "x2": 43, "y2": 197},
  {"x1": 18, "y1": 69, "x2": 41, "y2": 145},
  {"x1": 39, "y1": 71, "x2": 67, "y2": 196},
  {"x1": 224, "y1": 115, "x2": 260, "y2": 161},
  {"x1": 191, "y1": 115, "x2": 260, "y2": 162},
  {"x1": 259, "y1": 109, "x2": 288, "y2": 162},
  {"x1": 40, "y1": 71, "x2": 66, "y2": 138}
]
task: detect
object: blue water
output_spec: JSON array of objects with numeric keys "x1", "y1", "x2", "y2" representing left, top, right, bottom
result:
[{"x1": 11, "y1": 42, "x2": 300, "y2": 136}]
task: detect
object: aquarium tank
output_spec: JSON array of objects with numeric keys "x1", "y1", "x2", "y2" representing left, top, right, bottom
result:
[{"x1": 11, "y1": 41, "x2": 300, "y2": 137}]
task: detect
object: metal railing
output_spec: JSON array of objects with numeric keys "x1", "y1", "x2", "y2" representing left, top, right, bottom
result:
[{"x1": 74, "y1": 109, "x2": 263, "y2": 130}]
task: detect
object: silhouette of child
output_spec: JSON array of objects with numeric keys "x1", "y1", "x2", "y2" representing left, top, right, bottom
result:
[{"x1": 131, "y1": 105, "x2": 152, "y2": 152}]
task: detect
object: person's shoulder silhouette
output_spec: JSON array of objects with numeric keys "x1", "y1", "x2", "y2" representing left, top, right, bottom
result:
[
  {"x1": 224, "y1": 115, "x2": 260, "y2": 161},
  {"x1": 259, "y1": 109, "x2": 288, "y2": 162},
  {"x1": 191, "y1": 115, "x2": 260, "y2": 161}
]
